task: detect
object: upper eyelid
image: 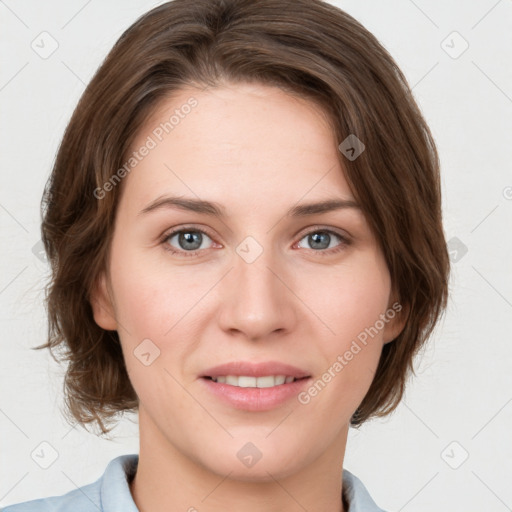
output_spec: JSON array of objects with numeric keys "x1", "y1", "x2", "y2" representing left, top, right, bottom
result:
[{"x1": 163, "y1": 225, "x2": 216, "y2": 242}]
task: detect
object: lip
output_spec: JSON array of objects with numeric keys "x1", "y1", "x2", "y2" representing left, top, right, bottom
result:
[
  {"x1": 200, "y1": 361, "x2": 310, "y2": 379},
  {"x1": 199, "y1": 361, "x2": 311, "y2": 412},
  {"x1": 200, "y1": 376, "x2": 311, "y2": 411}
]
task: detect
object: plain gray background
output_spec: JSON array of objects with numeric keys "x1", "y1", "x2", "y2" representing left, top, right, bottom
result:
[{"x1": 1, "y1": 0, "x2": 511, "y2": 510}]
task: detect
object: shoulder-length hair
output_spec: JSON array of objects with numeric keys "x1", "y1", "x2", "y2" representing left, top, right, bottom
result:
[{"x1": 36, "y1": 0, "x2": 450, "y2": 435}]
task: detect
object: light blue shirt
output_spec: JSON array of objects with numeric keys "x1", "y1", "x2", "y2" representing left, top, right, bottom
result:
[{"x1": 1, "y1": 454, "x2": 387, "y2": 511}]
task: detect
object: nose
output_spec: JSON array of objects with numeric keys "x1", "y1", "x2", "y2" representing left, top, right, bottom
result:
[{"x1": 217, "y1": 242, "x2": 298, "y2": 342}]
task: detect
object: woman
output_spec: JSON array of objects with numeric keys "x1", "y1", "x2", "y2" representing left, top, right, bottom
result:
[{"x1": 4, "y1": 0, "x2": 449, "y2": 510}]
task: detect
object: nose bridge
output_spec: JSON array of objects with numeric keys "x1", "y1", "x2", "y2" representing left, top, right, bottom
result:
[{"x1": 219, "y1": 236, "x2": 296, "y2": 339}]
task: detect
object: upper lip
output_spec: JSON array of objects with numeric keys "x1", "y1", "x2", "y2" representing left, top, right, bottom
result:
[{"x1": 201, "y1": 361, "x2": 310, "y2": 379}]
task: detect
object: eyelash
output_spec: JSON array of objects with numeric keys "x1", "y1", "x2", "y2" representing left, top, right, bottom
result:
[{"x1": 160, "y1": 225, "x2": 351, "y2": 258}]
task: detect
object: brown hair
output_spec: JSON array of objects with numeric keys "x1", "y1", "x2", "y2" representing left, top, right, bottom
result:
[{"x1": 36, "y1": 0, "x2": 450, "y2": 435}]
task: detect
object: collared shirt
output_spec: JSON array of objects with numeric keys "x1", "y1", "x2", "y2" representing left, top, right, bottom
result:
[{"x1": 2, "y1": 454, "x2": 387, "y2": 511}]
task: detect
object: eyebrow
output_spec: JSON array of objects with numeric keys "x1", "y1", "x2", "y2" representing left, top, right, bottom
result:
[{"x1": 138, "y1": 195, "x2": 361, "y2": 218}]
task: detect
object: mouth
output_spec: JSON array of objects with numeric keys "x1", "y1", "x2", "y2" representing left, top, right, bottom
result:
[{"x1": 199, "y1": 361, "x2": 312, "y2": 411}]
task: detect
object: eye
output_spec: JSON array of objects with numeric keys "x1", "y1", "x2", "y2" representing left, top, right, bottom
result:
[
  {"x1": 160, "y1": 226, "x2": 351, "y2": 258},
  {"x1": 295, "y1": 228, "x2": 350, "y2": 255},
  {"x1": 162, "y1": 227, "x2": 216, "y2": 257}
]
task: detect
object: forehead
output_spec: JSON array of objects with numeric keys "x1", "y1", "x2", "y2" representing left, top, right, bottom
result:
[{"x1": 122, "y1": 82, "x2": 355, "y2": 212}]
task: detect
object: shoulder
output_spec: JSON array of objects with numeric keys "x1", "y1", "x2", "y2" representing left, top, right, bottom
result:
[
  {"x1": 1, "y1": 454, "x2": 139, "y2": 512},
  {"x1": 342, "y1": 468, "x2": 390, "y2": 512},
  {"x1": 1, "y1": 480, "x2": 101, "y2": 512}
]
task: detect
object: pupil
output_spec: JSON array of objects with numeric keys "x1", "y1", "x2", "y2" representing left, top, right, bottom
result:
[
  {"x1": 310, "y1": 232, "x2": 330, "y2": 250},
  {"x1": 180, "y1": 231, "x2": 202, "y2": 250}
]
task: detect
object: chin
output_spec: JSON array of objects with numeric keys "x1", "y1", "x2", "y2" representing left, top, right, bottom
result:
[{"x1": 197, "y1": 439, "x2": 307, "y2": 482}]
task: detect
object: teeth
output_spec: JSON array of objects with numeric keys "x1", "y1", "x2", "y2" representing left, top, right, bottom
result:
[{"x1": 210, "y1": 375, "x2": 297, "y2": 388}]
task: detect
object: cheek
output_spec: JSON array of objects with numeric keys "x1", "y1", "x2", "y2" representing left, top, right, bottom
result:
[
  {"x1": 308, "y1": 251, "x2": 392, "y2": 346},
  {"x1": 109, "y1": 245, "x2": 206, "y2": 340}
]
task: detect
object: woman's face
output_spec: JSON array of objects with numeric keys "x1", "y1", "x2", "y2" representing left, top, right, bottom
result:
[{"x1": 92, "y1": 82, "x2": 405, "y2": 480}]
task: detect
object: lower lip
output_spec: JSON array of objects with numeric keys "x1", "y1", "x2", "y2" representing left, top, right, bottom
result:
[{"x1": 200, "y1": 377, "x2": 311, "y2": 411}]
